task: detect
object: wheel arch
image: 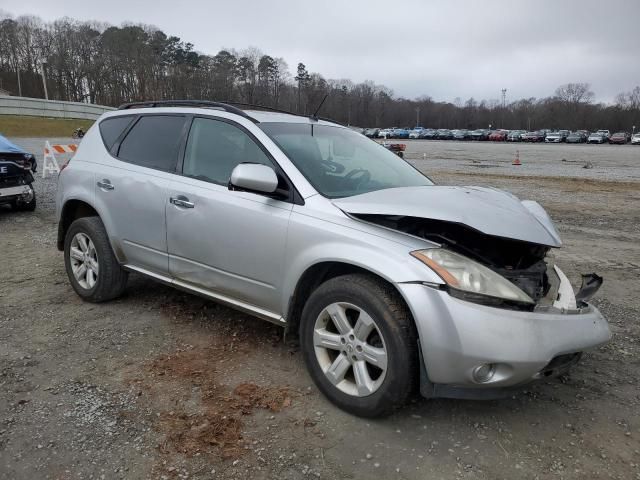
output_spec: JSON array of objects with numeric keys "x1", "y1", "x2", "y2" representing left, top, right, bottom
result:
[
  {"x1": 285, "y1": 261, "x2": 414, "y2": 335},
  {"x1": 57, "y1": 199, "x2": 99, "y2": 251}
]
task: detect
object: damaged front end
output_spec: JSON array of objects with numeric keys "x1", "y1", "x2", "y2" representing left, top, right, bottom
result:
[
  {"x1": 333, "y1": 185, "x2": 610, "y2": 396},
  {"x1": 350, "y1": 214, "x2": 602, "y2": 311}
]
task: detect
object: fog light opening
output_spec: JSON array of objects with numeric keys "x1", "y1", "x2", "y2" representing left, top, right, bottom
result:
[
  {"x1": 472, "y1": 363, "x2": 496, "y2": 383},
  {"x1": 21, "y1": 188, "x2": 33, "y2": 202}
]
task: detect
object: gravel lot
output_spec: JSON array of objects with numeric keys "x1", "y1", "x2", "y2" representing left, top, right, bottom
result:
[
  {"x1": 400, "y1": 139, "x2": 640, "y2": 182},
  {"x1": 1, "y1": 138, "x2": 639, "y2": 479}
]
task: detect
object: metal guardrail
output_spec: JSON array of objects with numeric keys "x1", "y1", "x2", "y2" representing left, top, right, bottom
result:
[{"x1": 0, "y1": 95, "x2": 114, "y2": 120}]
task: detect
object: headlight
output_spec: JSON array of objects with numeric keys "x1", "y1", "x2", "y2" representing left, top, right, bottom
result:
[{"x1": 411, "y1": 249, "x2": 534, "y2": 305}]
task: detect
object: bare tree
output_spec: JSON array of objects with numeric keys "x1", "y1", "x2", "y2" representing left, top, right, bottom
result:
[
  {"x1": 555, "y1": 82, "x2": 594, "y2": 105},
  {"x1": 0, "y1": 12, "x2": 638, "y2": 132}
]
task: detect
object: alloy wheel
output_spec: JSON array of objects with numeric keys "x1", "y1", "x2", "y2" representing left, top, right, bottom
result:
[
  {"x1": 313, "y1": 302, "x2": 388, "y2": 397},
  {"x1": 69, "y1": 232, "x2": 99, "y2": 289}
]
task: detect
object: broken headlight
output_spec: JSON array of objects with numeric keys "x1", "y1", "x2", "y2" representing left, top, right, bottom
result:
[{"x1": 411, "y1": 248, "x2": 535, "y2": 306}]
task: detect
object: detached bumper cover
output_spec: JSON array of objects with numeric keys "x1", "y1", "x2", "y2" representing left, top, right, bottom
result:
[{"x1": 398, "y1": 283, "x2": 611, "y2": 395}]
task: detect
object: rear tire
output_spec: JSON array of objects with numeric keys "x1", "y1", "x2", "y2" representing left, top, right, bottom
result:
[
  {"x1": 64, "y1": 216, "x2": 128, "y2": 302},
  {"x1": 300, "y1": 274, "x2": 418, "y2": 417}
]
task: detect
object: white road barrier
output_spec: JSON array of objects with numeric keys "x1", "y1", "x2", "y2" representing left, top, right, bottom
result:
[{"x1": 42, "y1": 141, "x2": 77, "y2": 177}]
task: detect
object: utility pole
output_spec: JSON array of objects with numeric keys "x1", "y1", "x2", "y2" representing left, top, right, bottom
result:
[
  {"x1": 501, "y1": 88, "x2": 507, "y2": 128},
  {"x1": 16, "y1": 68, "x2": 22, "y2": 97},
  {"x1": 40, "y1": 62, "x2": 49, "y2": 100},
  {"x1": 415, "y1": 106, "x2": 420, "y2": 128}
]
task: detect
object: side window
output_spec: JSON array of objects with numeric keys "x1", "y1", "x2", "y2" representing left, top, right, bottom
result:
[
  {"x1": 117, "y1": 115, "x2": 186, "y2": 171},
  {"x1": 183, "y1": 117, "x2": 274, "y2": 185},
  {"x1": 99, "y1": 116, "x2": 134, "y2": 151}
]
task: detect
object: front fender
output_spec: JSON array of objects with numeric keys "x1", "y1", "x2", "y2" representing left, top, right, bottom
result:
[{"x1": 281, "y1": 207, "x2": 444, "y2": 315}]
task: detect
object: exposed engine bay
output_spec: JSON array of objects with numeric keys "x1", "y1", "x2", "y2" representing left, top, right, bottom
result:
[{"x1": 354, "y1": 214, "x2": 553, "y2": 303}]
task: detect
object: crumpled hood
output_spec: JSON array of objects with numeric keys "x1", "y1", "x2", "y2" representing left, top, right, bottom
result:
[{"x1": 333, "y1": 186, "x2": 562, "y2": 247}]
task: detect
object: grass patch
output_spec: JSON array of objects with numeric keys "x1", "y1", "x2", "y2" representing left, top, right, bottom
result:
[{"x1": 0, "y1": 115, "x2": 95, "y2": 137}]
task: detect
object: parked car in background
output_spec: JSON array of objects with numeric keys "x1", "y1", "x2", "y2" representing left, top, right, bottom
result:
[
  {"x1": 488, "y1": 130, "x2": 508, "y2": 141},
  {"x1": 507, "y1": 130, "x2": 523, "y2": 141},
  {"x1": 545, "y1": 131, "x2": 563, "y2": 143},
  {"x1": 55, "y1": 100, "x2": 611, "y2": 417},
  {"x1": 596, "y1": 130, "x2": 611, "y2": 139},
  {"x1": 588, "y1": 132, "x2": 607, "y2": 144},
  {"x1": 558, "y1": 130, "x2": 570, "y2": 141},
  {"x1": 393, "y1": 128, "x2": 410, "y2": 139},
  {"x1": 409, "y1": 127, "x2": 425, "y2": 139},
  {"x1": 378, "y1": 129, "x2": 392, "y2": 138},
  {"x1": 0, "y1": 134, "x2": 37, "y2": 212},
  {"x1": 452, "y1": 129, "x2": 471, "y2": 140},
  {"x1": 436, "y1": 129, "x2": 453, "y2": 140},
  {"x1": 364, "y1": 128, "x2": 380, "y2": 138},
  {"x1": 609, "y1": 132, "x2": 629, "y2": 144},
  {"x1": 632, "y1": 133, "x2": 640, "y2": 145},
  {"x1": 566, "y1": 132, "x2": 586, "y2": 143},
  {"x1": 522, "y1": 131, "x2": 545, "y2": 142},
  {"x1": 470, "y1": 129, "x2": 490, "y2": 140},
  {"x1": 420, "y1": 129, "x2": 438, "y2": 140}
]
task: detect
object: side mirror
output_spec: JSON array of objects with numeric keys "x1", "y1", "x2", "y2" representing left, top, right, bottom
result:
[{"x1": 229, "y1": 163, "x2": 278, "y2": 194}]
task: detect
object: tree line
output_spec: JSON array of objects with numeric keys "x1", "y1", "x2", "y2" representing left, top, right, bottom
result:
[{"x1": 1, "y1": 13, "x2": 639, "y2": 132}]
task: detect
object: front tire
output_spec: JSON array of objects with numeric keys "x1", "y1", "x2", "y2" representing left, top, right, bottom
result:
[
  {"x1": 300, "y1": 274, "x2": 418, "y2": 417},
  {"x1": 64, "y1": 216, "x2": 128, "y2": 302}
]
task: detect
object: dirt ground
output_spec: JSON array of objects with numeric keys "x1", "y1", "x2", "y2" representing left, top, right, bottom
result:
[{"x1": 1, "y1": 139, "x2": 639, "y2": 479}]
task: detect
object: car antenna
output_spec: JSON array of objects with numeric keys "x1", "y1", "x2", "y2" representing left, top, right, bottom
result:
[{"x1": 310, "y1": 94, "x2": 329, "y2": 121}]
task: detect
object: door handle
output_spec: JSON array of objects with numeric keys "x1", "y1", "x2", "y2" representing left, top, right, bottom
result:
[
  {"x1": 170, "y1": 196, "x2": 195, "y2": 209},
  {"x1": 97, "y1": 179, "x2": 114, "y2": 191}
]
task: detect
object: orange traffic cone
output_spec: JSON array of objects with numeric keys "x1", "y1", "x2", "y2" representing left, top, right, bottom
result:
[{"x1": 512, "y1": 150, "x2": 522, "y2": 166}]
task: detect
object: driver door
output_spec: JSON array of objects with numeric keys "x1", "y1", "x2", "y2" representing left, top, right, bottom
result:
[{"x1": 166, "y1": 117, "x2": 293, "y2": 316}]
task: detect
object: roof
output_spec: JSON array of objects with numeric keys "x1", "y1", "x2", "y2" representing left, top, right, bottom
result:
[
  {"x1": 244, "y1": 110, "x2": 338, "y2": 125},
  {"x1": 0, "y1": 134, "x2": 27, "y2": 154},
  {"x1": 115, "y1": 100, "x2": 342, "y2": 127}
]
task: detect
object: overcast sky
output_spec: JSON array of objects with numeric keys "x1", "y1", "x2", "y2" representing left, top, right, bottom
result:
[{"x1": 2, "y1": 0, "x2": 638, "y2": 103}]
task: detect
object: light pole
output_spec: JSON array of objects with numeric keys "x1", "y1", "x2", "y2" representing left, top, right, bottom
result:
[
  {"x1": 501, "y1": 88, "x2": 507, "y2": 128},
  {"x1": 415, "y1": 106, "x2": 420, "y2": 128},
  {"x1": 40, "y1": 62, "x2": 48, "y2": 100}
]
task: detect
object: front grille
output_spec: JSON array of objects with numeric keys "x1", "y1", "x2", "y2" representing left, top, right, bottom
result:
[
  {"x1": 0, "y1": 176, "x2": 25, "y2": 189},
  {"x1": 495, "y1": 260, "x2": 548, "y2": 302}
]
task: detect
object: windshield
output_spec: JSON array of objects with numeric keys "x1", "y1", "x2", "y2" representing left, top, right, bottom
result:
[{"x1": 259, "y1": 122, "x2": 433, "y2": 198}]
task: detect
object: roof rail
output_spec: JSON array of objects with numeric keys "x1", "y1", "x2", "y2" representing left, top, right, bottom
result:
[
  {"x1": 224, "y1": 101, "x2": 297, "y2": 116},
  {"x1": 117, "y1": 99, "x2": 345, "y2": 127},
  {"x1": 224, "y1": 101, "x2": 344, "y2": 127},
  {"x1": 117, "y1": 100, "x2": 258, "y2": 123}
]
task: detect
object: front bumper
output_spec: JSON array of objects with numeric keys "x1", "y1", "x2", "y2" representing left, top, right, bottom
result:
[
  {"x1": 0, "y1": 184, "x2": 32, "y2": 204},
  {"x1": 397, "y1": 282, "x2": 610, "y2": 397}
]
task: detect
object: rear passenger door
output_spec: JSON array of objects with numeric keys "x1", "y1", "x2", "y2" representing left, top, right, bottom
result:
[
  {"x1": 95, "y1": 114, "x2": 187, "y2": 275},
  {"x1": 166, "y1": 116, "x2": 293, "y2": 317}
]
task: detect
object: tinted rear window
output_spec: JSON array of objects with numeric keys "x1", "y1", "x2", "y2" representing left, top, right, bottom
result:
[
  {"x1": 117, "y1": 115, "x2": 186, "y2": 171},
  {"x1": 99, "y1": 116, "x2": 134, "y2": 151}
]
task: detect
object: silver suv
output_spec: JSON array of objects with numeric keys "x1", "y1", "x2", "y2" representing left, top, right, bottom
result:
[{"x1": 56, "y1": 101, "x2": 610, "y2": 417}]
